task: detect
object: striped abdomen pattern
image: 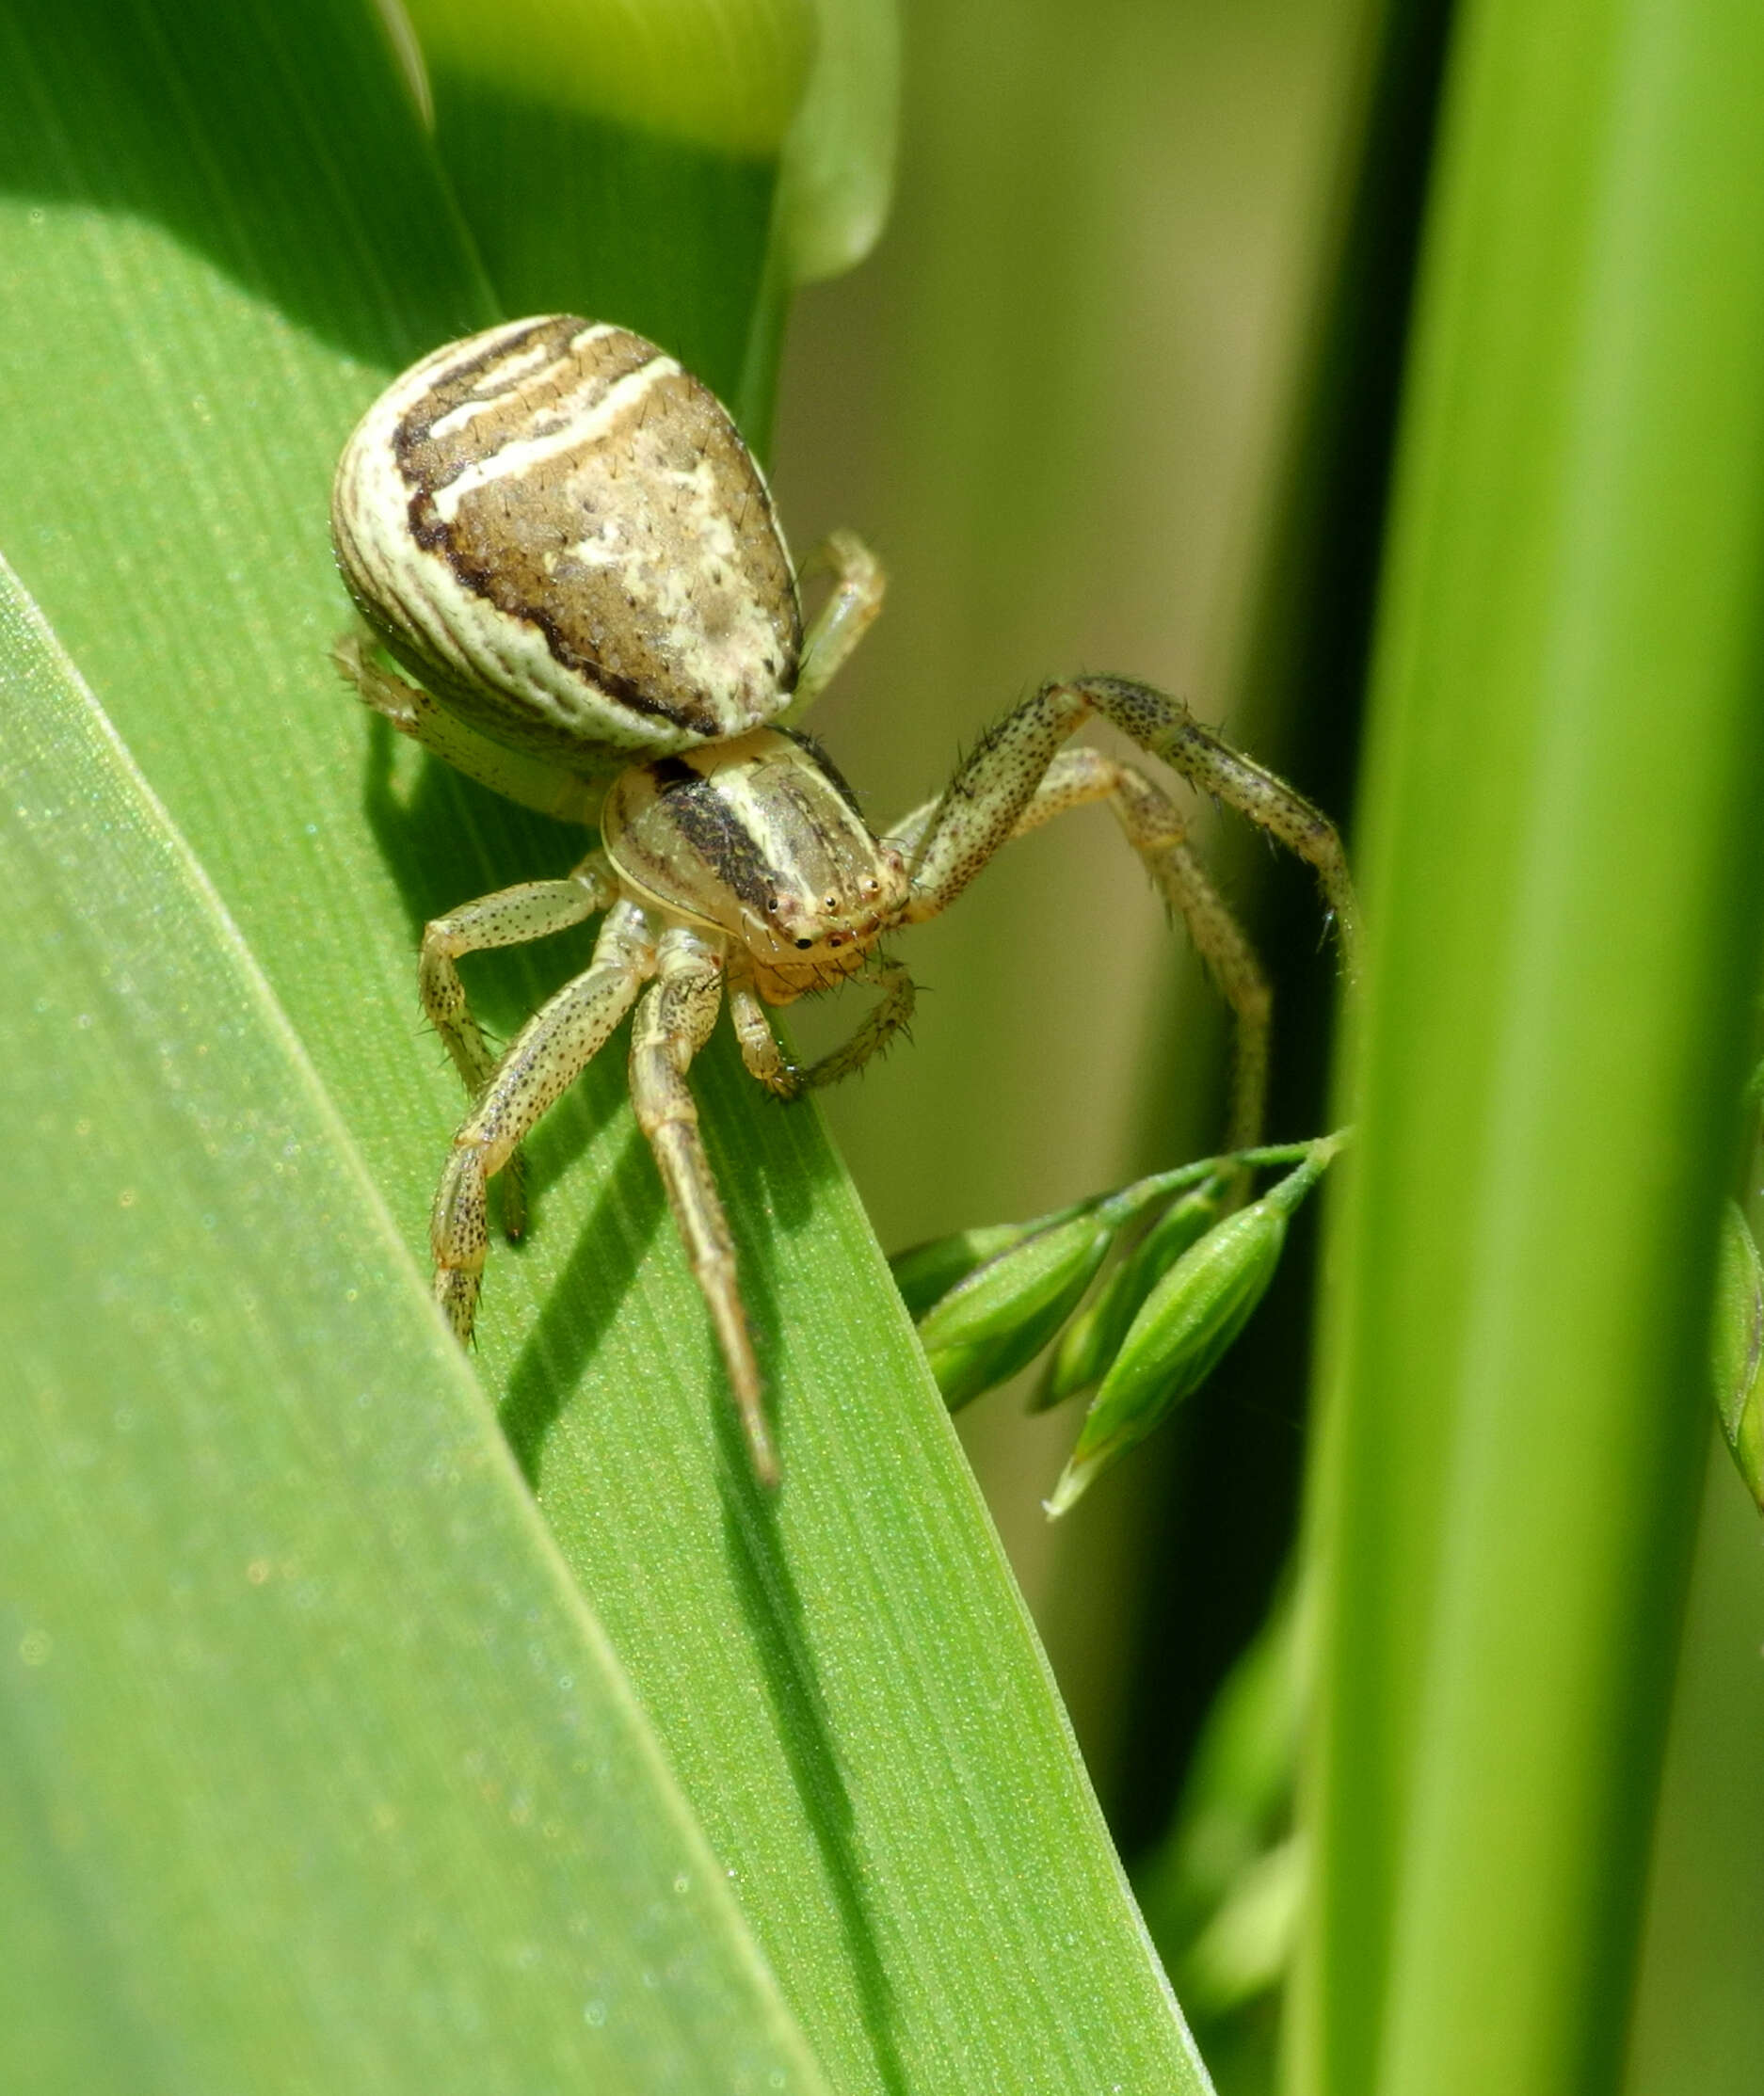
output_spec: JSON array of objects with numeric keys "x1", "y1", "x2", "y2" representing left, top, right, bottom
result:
[{"x1": 331, "y1": 316, "x2": 802, "y2": 769}]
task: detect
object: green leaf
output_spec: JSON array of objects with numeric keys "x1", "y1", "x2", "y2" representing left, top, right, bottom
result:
[
  {"x1": 1039, "y1": 1179, "x2": 1227, "y2": 1408},
  {"x1": 917, "y1": 1208, "x2": 1119, "y2": 1409},
  {"x1": 888, "y1": 1209, "x2": 1080, "y2": 1321},
  {"x1": 405, "y1": 0, "x2": 814, "y2": 153},
  {"x1": 776, "y1": 0, "x2": 901, "y2": 283},
  {"x1": 1298, "y1": 3, "x2": 1764, "y2": 2092},
  {"x1": 0, "y1": 4, "x2": 1210, "y2": 2089},
  {"x1": 1709, "y1": 1203, "x2": 1764, "y2": 1512},
  {"x1": 404, "y1": 0, "x2": 816, "y2": 443},
  {"x1": 0, "y1": 553, "x2": 827, "y2": 2090},
  {"x1": 1048, "y1": 1144, "x2": 1336, "y2": 1517}
]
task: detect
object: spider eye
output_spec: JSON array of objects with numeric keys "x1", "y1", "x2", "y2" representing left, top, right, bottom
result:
[
  {"x1": 794, "y1": 936, "x2": 812, "y2": 950},
  {"x1": 824, "y1": 894, "x2": 837, "y2": 910},
  {"x1": 765, "y1": 898, "x2": 778, "y2": 914}
]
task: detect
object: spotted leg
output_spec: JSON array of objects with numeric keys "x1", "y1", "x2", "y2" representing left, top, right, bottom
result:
[
  {"x1": 431, "y1": 899, "x2": 653, "y2": 1346},
  {"x1": 904, "y1": 747, "x2": 1272, "y2": 1150},
  {"x1": 900, "y1": 677, "x2": 1359, "y2": 980},
  {"x1": 726, "y1": 954, "x2": 917, "y2": 1100},
  {"x1": 628, "y1": 927, "x2": 779, "y2": 1487},
  {"x1": 418, "y1": 851, "x2": 619, "y2": 1239}
]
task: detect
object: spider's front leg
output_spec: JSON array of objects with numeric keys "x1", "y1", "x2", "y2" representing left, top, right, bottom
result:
[
  {"x1": 892, "y1": 680, "x2": 1356, "y2": 1153},
  {"x1": 628, "y1": 926, "x2": 778, "y2": 1486},
  {"x1": 901, "y1": 677, "x2": 1358, "y2": 979},
  {"x1": 431, "y1": 899, "x2": 652, "y2": 1343},
  {"x1": 958, "y1": 747, "x2": 1273, "y2": 1153}
]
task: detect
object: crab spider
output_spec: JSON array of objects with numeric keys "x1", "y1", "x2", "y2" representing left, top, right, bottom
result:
[{"x1": 331, "y1": 316, "x2": 1356, "y2": 1485}]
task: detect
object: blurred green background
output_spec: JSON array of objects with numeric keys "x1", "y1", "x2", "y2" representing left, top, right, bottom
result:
[
  {"x1": 773, "y1": 3, "x2": 1764, "y2": 2090},
  {"x1": 778, "y1": 0, "x2": 1371, "y2": 1799}
]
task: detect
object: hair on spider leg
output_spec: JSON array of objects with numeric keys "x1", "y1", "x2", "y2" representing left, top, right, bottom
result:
[
  {"x1": 412, "y1": 1006, "x2": 519, "y2": 1086},
  {"x1": 835, "y1": 979, "x2": 922, "y2": 1074}
]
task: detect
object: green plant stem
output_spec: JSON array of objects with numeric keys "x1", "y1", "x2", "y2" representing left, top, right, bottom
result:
[{"x1": 1296, "y1": 2, "x2": 1764, "y2": 2093}]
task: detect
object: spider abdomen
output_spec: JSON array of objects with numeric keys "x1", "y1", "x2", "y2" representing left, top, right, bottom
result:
[{"x1": 331, "y1": 315, "x2": 802, "y2": 775}]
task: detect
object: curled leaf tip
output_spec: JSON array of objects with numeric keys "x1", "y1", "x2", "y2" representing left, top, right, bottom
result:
[{"x1": 1043, "y1": 1460, "x2": 1097, "y2": 1521}]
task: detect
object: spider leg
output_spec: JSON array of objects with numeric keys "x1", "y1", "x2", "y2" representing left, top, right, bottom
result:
[
  {"x1": 784, "y1": 529, "x2": 887, "y2": 718},
  {"x1": 332, "y1": 632, "x2": 608, "y2": 824},
  {"x1": 431, "y1": 899, "x2": 652, "y2": 1345},
  {"x1": 628, "y1": 927, "x2": 779, "y2": 1487},
  {"x1": 727, "y1": 953, "x2": 917, "y2": 1100},
  {"x1": 421, "y1": 852, "x2": 619, "y2": 1095},
  {"x1": 419, "y1": 850, "x2": 619, "y2": 1239},
  {"x1": 898, "y1": 676, "x2": 1359, "y2": 980},
  {"x1": 983, "y1": 747, "x2": 1271, "y2": 1151}
]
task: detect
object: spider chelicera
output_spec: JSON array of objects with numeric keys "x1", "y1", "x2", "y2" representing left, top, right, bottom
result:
[{"x1": 330, "y1": 314, "x2": 1355, "y2": 1484}]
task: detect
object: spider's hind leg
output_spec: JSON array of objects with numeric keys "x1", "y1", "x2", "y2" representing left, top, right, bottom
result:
[
  {"x1": 331, "y1": 631, "x2": 609, "y2": 826},
  {"x1": 785, "y1": 530, "x2": 887, "y2": 719}
]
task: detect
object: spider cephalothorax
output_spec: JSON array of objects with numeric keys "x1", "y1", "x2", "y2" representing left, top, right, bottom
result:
[
  {"x1": 601, "y1": 728, "x2": 912, "y2": 998},
  {"x1": 331, "y1": 315, "x2": 1355, "y2": 1484}
]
